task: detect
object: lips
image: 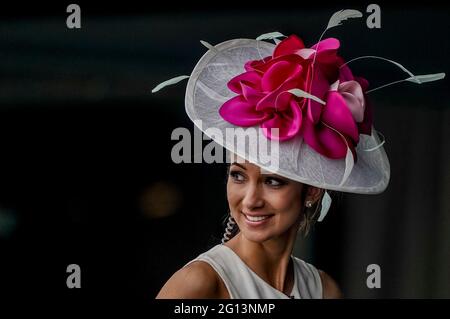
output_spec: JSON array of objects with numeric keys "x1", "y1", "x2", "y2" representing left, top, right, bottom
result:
[
  {"x1": 242, "y1": 212, "x2": 274, "y2": 224},
  {"x1": 245, "y1": 215, "x2": 271, "y2": 222}
]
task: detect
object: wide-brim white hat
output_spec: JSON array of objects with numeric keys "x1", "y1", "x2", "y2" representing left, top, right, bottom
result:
[{"x1": 185, "y1": 39, "x2": 390, "y2": 194}]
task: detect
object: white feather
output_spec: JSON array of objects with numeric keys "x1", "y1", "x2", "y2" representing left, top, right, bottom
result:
[
  {"x1": 256, "y1": 31, "x2": 286, "y2": 41},
  {"x1": 288, "y1": 88, "x2": 326, "y2": 105},
  {"x1": 151, "y1": 75, "x2": 190, "y2": 93},
  {"x1": 406, "y1": 73, "x2": 446, "y2": 84},
  {"x1": 200, "y1": 40, "x2": 216, "y2": 52},
  {"x1": 339, "y1": 147, "x2": 354, "y2": 187},
  {"x1": 342, "y1": 56, "x2": 445, "y2": 93},
  {"x1": 318, "y1": 191, "x2": 332, "y2": 222},
  {"x1": 326, "y1": 9, "x2": 363, "y2": 30},
  {"x1": 363, "y1": 130, "x2": 386, "y2": 152},
  {"x1": 342, "y1": 55, "x2": 415, "y2": 78}
]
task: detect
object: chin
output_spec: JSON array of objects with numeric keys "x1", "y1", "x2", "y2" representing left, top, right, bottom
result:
[{"x1": 239, "y1": 228, "x2": 276, "y2": 243}]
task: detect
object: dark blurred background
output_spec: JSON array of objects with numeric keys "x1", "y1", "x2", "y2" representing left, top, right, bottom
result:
[{"x1": 0, "y1": 1, "x2": 448, "y2": 302}]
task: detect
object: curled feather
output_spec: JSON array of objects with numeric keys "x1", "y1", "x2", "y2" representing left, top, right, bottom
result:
[
  {"x1": 363, "y1": 130, "x2": 386, "y2": 152},
  {"x1": 200, "y1": 40, "x2": 216, "y2": 52},
  {"x1": 339, "y1": 147, "x2": 354, "y2": 187},
  {"x1": 342, "y1": 56, "x2": 446, "y2": 93},
  {"x1": 151, "y1": 75, "x2": 189, "y2": 93},
  {"x1": 318, "y1": 191, "x2": 332, "y2": 222},
  {"x1": 256, "y1": 31, "x2": 286, "y2": 41},
  {"x1": 288, "y1": 88, "x2": 326, "y2": 105},
  {"x1": 326, "y1": 9, "x2": 363, "y2": 30},
  {"x1": 406, "y1": 73, "x2": 446, "y2": 84}
]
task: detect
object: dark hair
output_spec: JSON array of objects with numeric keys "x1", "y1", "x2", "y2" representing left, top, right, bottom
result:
[{"x1": 298, "y1": 186, "x2": 324, "y2": 237}]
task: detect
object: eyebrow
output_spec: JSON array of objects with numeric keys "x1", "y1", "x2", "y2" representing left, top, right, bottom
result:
[{"x1": 231, "y1": 162, "x2": 247, "y2": 170}]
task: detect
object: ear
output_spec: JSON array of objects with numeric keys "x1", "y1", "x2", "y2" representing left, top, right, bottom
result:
[{"x1": 305, "y1": 186, "x2": 324, "y2": 205}]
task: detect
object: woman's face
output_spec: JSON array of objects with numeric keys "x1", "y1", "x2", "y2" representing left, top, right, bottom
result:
[{"x1": 226, "y1": 157, "x2": 305, "y2": 243}]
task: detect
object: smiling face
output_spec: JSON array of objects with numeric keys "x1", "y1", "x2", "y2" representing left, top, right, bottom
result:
[{"x1": 226, "y1": 158, "x2": 307, "y2": 243}]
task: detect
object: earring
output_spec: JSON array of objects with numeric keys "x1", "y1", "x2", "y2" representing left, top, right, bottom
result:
[
  {"x1": 222, "y1": 214, "x2": 236, "y2": 244},
  {"x1": 305, "y1": 200, "x2": 313, "y2": 208}
]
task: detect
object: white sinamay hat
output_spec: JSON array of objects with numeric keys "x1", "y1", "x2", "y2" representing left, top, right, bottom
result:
[
  {"x1": 153, "y1": 10, "x2": 445, "y2": 220},
  {"x1": 185, "y1": 38, "x2": 388, "y2": 194}
]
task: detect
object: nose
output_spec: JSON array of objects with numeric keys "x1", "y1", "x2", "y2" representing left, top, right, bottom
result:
[{"x1": 242, "y1": 183, "x2": 264, "y2": 210}]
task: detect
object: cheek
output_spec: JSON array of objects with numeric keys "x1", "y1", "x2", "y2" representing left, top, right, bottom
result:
[{"x1": 269, "y1": 188, "x2": 302, "y2": 214}]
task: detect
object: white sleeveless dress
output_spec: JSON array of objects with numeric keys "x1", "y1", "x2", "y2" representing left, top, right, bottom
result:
[{"x1": 185, "y1": 244, "x2": 323, "y2": 299}]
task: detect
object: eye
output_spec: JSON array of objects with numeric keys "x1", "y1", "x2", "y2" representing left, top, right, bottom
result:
[
  {"x1": 264, "y1": 176, "x2": 286, "y2": 187},
  {"x1": 229, "y1": 170, "x2": 246, "y2": 183}
]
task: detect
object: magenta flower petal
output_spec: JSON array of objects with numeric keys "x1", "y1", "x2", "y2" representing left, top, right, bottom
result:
[
  {"x1": 245, "y1": 56, "x2": 272, "y2": 72},
  {"x1": 248, "y1": 54, "x2": 304, "y2": 74},
  {"x1": 300, "y1": 40, "x2": 341, "y2": 84},
  {"x1": 261, "y1": 100, "x2": 303, "y2": 141},
  {"x1": 338, "y1": 64, "x2": 355, "y2": 83},
  {"x1": 338, "y1": 80, "x2": 365, "y2": 123},
  {"x1": 317, "y1": 126, "x2": 349, "y2": 159},
  {"x1": 307, "y1": 67, "x2": 329, "y2": 124},
  {"x1": 355, "y1": 76, "x2": 369, "y2": 92},
  {"x1": 256, "y1": 88, "x2": 290, "y2": 112},
  {"x1": 302, "y1": 118, "x2": 349, "y2": 159},
  {"x1": 219, "y1": 95, "x2": 269, "y2": 126},
  {"x1": 261, "y1": 61, "x2": 300, "y2": 92},
  {"x1": 227, "y1": 71, "x2": 262, "y2": 94},
  {"x1": 257, "y1": 63, "x2": 303, "y2": 112},
  {"x1": 358, "y1": 98, "x2": 373, "y2": 136},
  {"x1": 322, "y1": 91, "x2": 359, "y2": 143},
  {"x1": 273, "y1": 35, "x2": 305, "y2": 58},
  {"x1": 241, "y1": 83, "x2": 265, "y2": 103},
  {"x1": 311, "y1": 38, "x2": 340, "y2": 54},
  {"x1": 354, "y1": 76, "x2": 372, "y2": 135},
  {"x1": 256, "y1": 78, "x2": 301, "y2": 112}
]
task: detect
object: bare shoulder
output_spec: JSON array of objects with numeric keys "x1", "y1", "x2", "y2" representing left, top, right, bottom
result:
[
  {"x1": 156, "y1": 261, "x2": 221, "y2": 299},
  {"x1": 318, "y1": 270, "x2": 343, "y2": 299}
]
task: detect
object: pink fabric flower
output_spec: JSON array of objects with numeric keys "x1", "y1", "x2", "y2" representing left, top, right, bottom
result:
[{"x1": 219, "y1": 35, "x2": 372, "y2": 160}]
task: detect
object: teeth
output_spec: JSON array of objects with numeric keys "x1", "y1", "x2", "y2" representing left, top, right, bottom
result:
[{"x1": 245, "y1": 215, "x2": 270, "y2": 222}]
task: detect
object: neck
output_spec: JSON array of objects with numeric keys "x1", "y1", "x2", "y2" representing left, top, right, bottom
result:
[{"x1": 225, "y1": 222, "x2": 299, "y2": 294}]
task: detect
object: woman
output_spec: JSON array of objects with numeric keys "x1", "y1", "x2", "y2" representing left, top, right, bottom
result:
[
  {"x1": 152, "y1": 9, "x2": 443, "y2": 299},
  {"x1": 157, "y1": 155, "x2": 342, "y2": 298}
]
